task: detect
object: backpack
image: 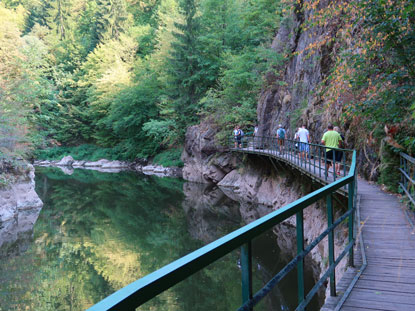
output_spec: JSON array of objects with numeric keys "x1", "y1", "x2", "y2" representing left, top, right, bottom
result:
[
  {"x1": 277, "y1": 128, "x2": 285, "y2": 139},
  {"x1": 240, "y1": 130, "x2": 244, "y2": 137}
]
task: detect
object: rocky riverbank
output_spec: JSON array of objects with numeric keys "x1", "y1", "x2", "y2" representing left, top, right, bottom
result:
[
  {"x1": 0, "y1": 161, "x2": 43, "y2": 256},
  {"x1": 34, "y1": 156, "x2": 183, "y2": 178}
]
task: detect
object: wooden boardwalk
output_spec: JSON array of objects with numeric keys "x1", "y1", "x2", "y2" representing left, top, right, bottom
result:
[
  {"x1": 321, "y1": 179, "x2": 415, "y2": 311},
  {"x1": 338, "y1": 179, "x2": 415, "y2": 311},
  {"x1": 235, "y1": 146, "x2": 415, "y2": 310}
]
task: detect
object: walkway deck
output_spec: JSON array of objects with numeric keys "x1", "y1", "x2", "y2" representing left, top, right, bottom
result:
[
  {"x1": 235, "y1": 145, "x2": 415, "y2": 311},
  {"x1": 339, "y1": 179, "x2": 415, "y2": 311}
]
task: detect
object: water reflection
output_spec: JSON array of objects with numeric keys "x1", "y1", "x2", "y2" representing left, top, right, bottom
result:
[{"x1": 0, "y1": 167, "x2": 321, "y2": 311}]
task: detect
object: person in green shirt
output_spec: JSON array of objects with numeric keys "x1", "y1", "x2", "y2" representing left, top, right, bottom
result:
[{"x1": 321, "y1": 124, "x2": 343, "y2": 173}]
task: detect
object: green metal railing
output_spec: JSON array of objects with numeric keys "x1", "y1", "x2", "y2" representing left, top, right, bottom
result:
[
  {"x1": 88, "y1": 135, "x2": 357, "y2": 311},
  {"x1": 232, "y1": 135, "x2": 353, "y2": 190},
  {"x1": 399, "y1": 152, "x2": 415, "y2": 211}
]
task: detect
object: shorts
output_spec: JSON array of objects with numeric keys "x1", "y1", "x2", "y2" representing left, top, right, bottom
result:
[
  {"x1": 325, "y1": 149, "x2": 335, "y2": 162},
  {"x1": 335, "y1": 150, "x2": 343, "y2": 162},
  {"x1": 299, "y1": 142, "x2": 309, "y2": 152}
]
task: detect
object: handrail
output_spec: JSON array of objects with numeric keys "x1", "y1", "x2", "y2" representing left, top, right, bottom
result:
[
  {"x1": 232, "y1": 135, "x2": 353, "y2": 191},
  {"x1": 399, "y1": 152, "x2": 415, "y2": 214},
  {"x1": 88, "y1": 135, "x2": 357, "y2": 311}
]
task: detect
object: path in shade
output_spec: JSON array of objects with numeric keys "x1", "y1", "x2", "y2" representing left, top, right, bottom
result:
[
  {"x1": 340, "y1": 179, "x2": 415, "y2": 311},
  {"x1": 322, "y1": 179, "x2": 415, "y2": 311}
]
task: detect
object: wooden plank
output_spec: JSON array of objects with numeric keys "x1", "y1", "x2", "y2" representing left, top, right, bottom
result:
[
  {"x1": 341, "y1": 305, "x2": 403, "y2": 311},
  {"x1": 347, "y1": 288, "x2": 415, "y2": 304},
  {"x1": 344, "y1": 297, "x2": 415, "y2": 311},
  {"x1": 353, "y1": 279, "x2": 415, "y2": 293}
]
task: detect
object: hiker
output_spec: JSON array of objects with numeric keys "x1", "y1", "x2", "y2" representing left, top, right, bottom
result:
[
  {"x1": 233, "y1": 126, "x2": 243, "y2": 148},
  {"x1": 276, "y1": 124, "x2": 286, "y2": 153},
  {"x1": 253, "y1": 124, "x2": 258, "y2": 136},
  {"x1": 333, "y1": 126, "x2": 345, "y2": 175},
  {"x1": 233, "y1": 126, "x2": 239, "y2": 148},
  {"x1": 297, "y1": 124, "x2": 310, "y2": 161},
  {"x1": 321, "y1": 124, "x2": 343, "y2": 174}
]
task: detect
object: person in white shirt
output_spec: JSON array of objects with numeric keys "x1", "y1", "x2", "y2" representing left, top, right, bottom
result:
[{"x1": 297, "y1": 125, "x2": 310, "y2": 161}]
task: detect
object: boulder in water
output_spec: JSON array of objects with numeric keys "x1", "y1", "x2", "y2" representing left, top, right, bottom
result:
[{"x1": 56, "y1": 155, "x2": 74, "y2": 167}]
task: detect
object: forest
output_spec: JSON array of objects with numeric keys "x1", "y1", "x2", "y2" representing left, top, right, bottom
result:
[
  {"x1": 0, "y1": 0, "x2": 414, "y2": 176},
  {"x1": 0, "y1": 0, "x2": 283, "y2": 164}
]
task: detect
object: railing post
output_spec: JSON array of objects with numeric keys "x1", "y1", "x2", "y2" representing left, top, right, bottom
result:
[
  {"x1": 342, "y1": 151, "x2": 346, "y2": 177},
  {"x1": 241, "y1": 241, "x2": 253, "y2": 310},
  {"x1": 319, "y1": 146, "x2": 321, "y2": 178},
  {"x1": 404, "y1": 157, "x2": 408, "y2": 189},
  {"x1": 348, "y1": 179, "x2": 355, "y2": 267},
  {"x1": 324, "y1": 149, "x2": 328, "y2": 181},
  {"x1": 296, "y1": 210, "x2": 305, "y2": 305},
  {"x1": 327, "y1": 194, "x2": 336, "y2": 296}
]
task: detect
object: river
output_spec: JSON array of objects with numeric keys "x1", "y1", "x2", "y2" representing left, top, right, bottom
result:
[{"x1": 0, "y1": 167, "x2": 322, "y2": 310}]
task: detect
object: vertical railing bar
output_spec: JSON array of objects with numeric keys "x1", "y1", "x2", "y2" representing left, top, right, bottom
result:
[
  {"x1": 404, "y1": 158, "x2": 408, "y2": 189},
  {"x1": 241, "y1": 241, "x2": 253, "y2": 309},
  {"x1": 296, "y1": 210, "x2": 305, "y2": 306},
  {"x1": 327, "y1": 194, "x2": 336, "y2": 296},
  {"x1": 289, "y1": 140, "x2": 293, "y2": 163},
  {"x1": 333, "y1": 151, "x2": 337, "y2": 181},
  {"x1": 324, "y1": 148, "x2": 327, "y2": 181},
  {"x1": 343, "y1": 151, "x2": 346, "y2": 191},
  {"x1": 342, "y1": 151, "x2": 346, "y2": 177},
  {"x1": 348, "y1": 179, "x2": 355, "y2": 267},
  {"x1": 300, "y1": 142, "x2": 302, "y2": 168},
  {"x1": 319, "y1": 147, "x2": 321, "y2": 178}
]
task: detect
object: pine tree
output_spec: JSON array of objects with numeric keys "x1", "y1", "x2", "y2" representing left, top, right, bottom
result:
[
  {"x1": 24, "y1": 0, "x2": 53, "y2": 33},
  {"x1": 169, "y1": 0, "x2": 203, "y2": 132},
  {"x1": 95, "y1": 0, "x2": 128, "y2": 42},
  {"x1": 53, "y1": 0, "x2": 70, "y2": 39}
]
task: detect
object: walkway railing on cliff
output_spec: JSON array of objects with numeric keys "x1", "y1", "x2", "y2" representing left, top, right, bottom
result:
[
  {"x1": 88, "y1": 135, "x2": 357, "y2": 311},
  {"x1": 399, "y1": 152, "x2": 415, "y2": 222},
  {"x1": 232, "y1": 135, "x2": 353, "y2": 187}
]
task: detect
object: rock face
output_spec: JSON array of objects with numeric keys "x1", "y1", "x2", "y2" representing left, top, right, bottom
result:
[
  {"x1": 257, "y1": 0, "x2": 335, "y2": 141},
  {"x1": 0, "y1": 163, "x2": 43, "y2": 256},
  {"x1": 182, "y1": 122, "x2": 236, "y2": 183}
]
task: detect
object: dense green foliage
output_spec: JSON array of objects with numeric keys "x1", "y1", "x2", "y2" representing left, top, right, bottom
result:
[
  {"x1": 349, "y1": 0, "x2": 415, "y2": 151},
  {"x1": 34, "y1": 144, "x2": 124, "y2": 161},
  {"x1": 0, "y1": 0, "x2": 284, "y2": 161}
]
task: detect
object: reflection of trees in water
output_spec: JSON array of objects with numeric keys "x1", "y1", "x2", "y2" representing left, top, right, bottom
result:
[
  {"x1": 182, "y1": 182, "x2": 323, "y2": 311},
  {"x1": 0, "y1": 168, "x2": 244, "y2": 310},
  {"x1": 0, "y1": 169, "x2": 323, "y2": 310}
]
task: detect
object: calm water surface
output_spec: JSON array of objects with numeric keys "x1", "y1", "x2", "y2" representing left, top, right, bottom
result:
[{"x1": 0, "y1": 167, "x2": 321, "y2": 310}]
